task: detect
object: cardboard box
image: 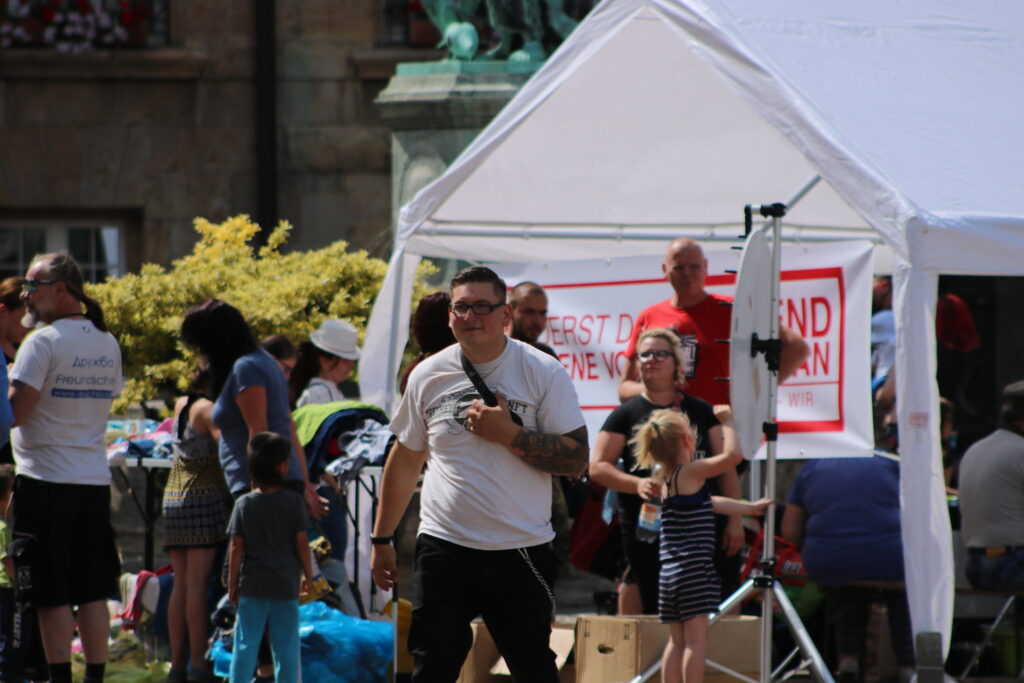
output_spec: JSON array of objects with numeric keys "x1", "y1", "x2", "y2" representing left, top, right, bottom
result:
[
  {"x1": 457, "y1": 620, "x2": 575, "y2": 683},
  {"x1": 458, "y1": 621, "x2": 500, "y2": 683},
  {"x1": 575, "y1": 615, "x2": 762, "y2": 683},
  {"x1": 575, "y1": 615, "x2": 668, "y2": 683},
  {"x1": 706, "y1": 615, "x2": 761, "y2": 676}
]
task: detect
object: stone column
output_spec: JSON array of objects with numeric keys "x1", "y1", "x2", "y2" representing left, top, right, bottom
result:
[{"x1": 375, "y1": 61, "x2": 539, "y2": 257}]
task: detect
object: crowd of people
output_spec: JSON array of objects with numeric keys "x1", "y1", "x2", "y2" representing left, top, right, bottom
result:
[
  {"x1": 0, "y1": 250, "x2": 377, "y2": 682},
  {"x1": 369, "y1": 236, "x2": 1008, "y2": 683},
  {"x1": 368, "y1": 242, "x2": 808, "y2": 683},
  {"x1": 0, "y1": 236, "x2": 1012, "y2": 683}
]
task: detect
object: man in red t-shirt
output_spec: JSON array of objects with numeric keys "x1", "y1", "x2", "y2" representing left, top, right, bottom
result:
[{"x1": 619, "y1": 237, "x2": 808, "y2": 403}]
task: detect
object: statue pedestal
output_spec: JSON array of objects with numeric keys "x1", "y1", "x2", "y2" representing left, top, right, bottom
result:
[{"x1": 376, "y1": 61, "x2": 539, "y2": 253}]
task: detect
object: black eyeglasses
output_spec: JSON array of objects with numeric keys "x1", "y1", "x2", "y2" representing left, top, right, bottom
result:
[
  {"x1": 21, "y1": 279, "x2": 57, "y2": 294},
  {"x1": 449, "y1": 301, "x2": 503, "y2": 318},
  {"x1": 638, "y1": 350, "x2": 673, "y2": 362}
]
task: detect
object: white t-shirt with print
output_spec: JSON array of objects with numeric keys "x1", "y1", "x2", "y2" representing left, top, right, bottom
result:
[
  {"x1": 11, "y1": 319, "x2": 123, "y2": 486},
  {"x1": 392, "y1": 338, "x2": 584, "y2": 551}
]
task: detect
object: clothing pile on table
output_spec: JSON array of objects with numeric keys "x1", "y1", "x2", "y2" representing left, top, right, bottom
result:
[
  {"x1": 105, "y1": 418, "x2": 172, "y2": 465},
  {"x1": 294, "y1": 400, "x2": 392, "y2": 485},
  {"x1": 293, "y1": 401, "x2": 392, "y2": 569}
]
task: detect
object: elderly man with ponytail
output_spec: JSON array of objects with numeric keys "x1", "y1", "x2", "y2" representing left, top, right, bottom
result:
[{"x1": 8, "y1": 252, "x2": 123, "y2": 683}]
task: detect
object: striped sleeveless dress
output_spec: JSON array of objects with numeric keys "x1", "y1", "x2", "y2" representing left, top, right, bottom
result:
[{"x1": 658, "y1": 475, "x2": 720, "y2": 623}]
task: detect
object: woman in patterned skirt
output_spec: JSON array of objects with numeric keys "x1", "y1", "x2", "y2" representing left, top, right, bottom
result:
[{"x1": 163, "y1": 369, "x2": 232, "y2": 683}]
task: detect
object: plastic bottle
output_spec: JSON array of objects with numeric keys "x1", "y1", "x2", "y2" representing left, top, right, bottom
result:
[{"x1": 636, "y1": 463, "x2": 663, "y2": 543}]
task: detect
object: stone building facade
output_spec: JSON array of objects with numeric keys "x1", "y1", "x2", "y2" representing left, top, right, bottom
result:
[
  {"x1": 0, "y1": 0, "x2": 438, "y2": 281},
  {"x1": 0, "y1": 0, "x2": 438, "y2": 571}
]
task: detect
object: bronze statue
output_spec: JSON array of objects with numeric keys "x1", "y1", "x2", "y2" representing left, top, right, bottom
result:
[{"x1": 421, "y1": 0, "x2": 579, "y2": 62}]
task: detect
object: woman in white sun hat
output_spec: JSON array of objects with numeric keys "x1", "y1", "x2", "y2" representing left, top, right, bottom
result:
[{"x1": 290, "y1": 319, "x2": 361, "y2": 408}]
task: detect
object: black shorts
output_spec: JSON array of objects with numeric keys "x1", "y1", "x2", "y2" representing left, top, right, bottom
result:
[{"x1": 12, "y1": 476, "x2": 120, "y2": 608}]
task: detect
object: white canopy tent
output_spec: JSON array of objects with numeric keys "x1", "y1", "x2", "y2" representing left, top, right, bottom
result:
[{"x1": 361, "y1": 0, "x2": 1024, "y2": 654}]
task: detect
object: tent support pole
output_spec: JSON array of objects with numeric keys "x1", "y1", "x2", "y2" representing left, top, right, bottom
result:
[
  {"x1": 384, "y1": 249, "x2": 406, "y2": 404},
  {"x1": 786, "y1": 174, "x2": 821, "y2": 208}
]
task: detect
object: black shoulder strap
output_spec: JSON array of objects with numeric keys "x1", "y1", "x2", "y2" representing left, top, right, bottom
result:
[
  {"x1": 177, "y1": 393, "x2": 201, "y2": 439},
  {"x1": 666, "y1": 464, "x2": 683, "y2": 496},
  {"x1": 460, "y1": 350, "x2": 523, "y2": 426}
]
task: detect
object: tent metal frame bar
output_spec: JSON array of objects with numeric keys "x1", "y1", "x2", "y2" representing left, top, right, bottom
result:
[{"x1": 416, "y1": 225, "x2": 879, "y2": 242}]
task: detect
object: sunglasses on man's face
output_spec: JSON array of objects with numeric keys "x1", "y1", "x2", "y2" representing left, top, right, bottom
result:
[
  {"x1": 21, "y1": 279, "x2": 57, "y2": 295},
  {"x1": 637, "y1": 349, "x2": 673, "y2": 362}
]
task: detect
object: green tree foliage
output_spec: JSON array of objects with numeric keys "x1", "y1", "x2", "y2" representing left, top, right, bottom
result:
[{"x1": 88, "y1": 215, "x2": 432, "y2": 414}]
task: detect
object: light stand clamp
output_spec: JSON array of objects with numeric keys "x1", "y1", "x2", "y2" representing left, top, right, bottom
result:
[
  {"x1": 744, "y1": 202, "x2": 788, "y2": 236},
  {"x1": 750, "y1": 333, "x2": 782, "y2": 373}
]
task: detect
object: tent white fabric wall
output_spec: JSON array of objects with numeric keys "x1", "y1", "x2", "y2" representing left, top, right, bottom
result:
[{"x1": 361, "y1": 0, "x2": 1024, "y2": 654}]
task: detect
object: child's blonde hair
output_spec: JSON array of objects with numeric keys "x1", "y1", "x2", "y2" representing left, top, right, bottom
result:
[{"x1": 630, "y1": 408, "x2": 696, "y2": 476}]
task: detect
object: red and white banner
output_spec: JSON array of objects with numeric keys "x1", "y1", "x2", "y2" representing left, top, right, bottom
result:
[{"x1": 494, "y1": 240, "x2": 873, "y2": 459}]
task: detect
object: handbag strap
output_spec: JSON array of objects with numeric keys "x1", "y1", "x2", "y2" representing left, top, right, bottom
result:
[
  {"x1": 176, "y1": 393, "x2": 200, "y2": 440},
  {"x1": 460, "y1": 350, "x2": 523, "y2": 427}
]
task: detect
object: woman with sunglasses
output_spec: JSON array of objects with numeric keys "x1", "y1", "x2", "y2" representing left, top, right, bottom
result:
[
  {"x1": 0, "y1": 278, "x2": 30, "y2": 364},
  {"x1": 0, "y1": 278, "x2": 30, "y2": 466},
  {"x1": 589, "y1": 328, "x2": 739, "y2": 616}
]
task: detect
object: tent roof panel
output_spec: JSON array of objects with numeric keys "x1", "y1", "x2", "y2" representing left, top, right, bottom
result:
[
  {"x1": 430, "y1": 5, "x2": 867, "y2": 230},
  {"x1": 704, "y1": 0, "x2": 1024, "y2": 218}
]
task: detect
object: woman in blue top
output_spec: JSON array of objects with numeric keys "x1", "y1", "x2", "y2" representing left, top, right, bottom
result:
[{"x1": 180, "y1": 299, "x2": 326, "y2": 520}]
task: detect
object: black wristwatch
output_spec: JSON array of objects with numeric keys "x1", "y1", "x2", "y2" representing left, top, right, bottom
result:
[{"x1": 370, "y1": 535, "x2": 395, "y2": 546}]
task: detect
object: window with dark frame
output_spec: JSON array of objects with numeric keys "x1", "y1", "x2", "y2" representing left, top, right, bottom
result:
[
  {"x1": 0, "y1": 222, "x2": 125, "y2": 283},
  {"x1": 381, "y1": 0, "x2": 409, "y2": 46}
]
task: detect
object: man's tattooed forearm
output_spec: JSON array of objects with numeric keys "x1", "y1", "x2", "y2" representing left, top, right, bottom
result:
[{"x1": 510, "y1": 425, "x2": 589, "y2": 475}]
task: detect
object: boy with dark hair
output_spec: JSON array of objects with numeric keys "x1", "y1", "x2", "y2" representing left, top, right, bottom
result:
[{"x1": 227, "y1": 433, "x2": 314, "y2": 683}]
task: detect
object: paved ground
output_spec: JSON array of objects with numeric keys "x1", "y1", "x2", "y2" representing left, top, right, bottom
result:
[{"x1": 554, "y1": 564, "x2": 618, "y2": 615}]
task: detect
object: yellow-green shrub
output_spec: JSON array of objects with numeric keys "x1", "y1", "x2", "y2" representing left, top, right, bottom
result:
[{"x1": 88, "y1": 215, "x2": 434, "y2": 414}]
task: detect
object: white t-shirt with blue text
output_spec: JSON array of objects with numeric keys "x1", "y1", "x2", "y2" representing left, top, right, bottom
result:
[{"x1": 11, "y1": 319, "x2": 122, "y2": 486}]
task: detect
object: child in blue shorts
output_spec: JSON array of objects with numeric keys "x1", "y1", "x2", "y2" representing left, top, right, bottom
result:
[{"x1": 227, "y1": 433, "x2": 313, "y2": 683}]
